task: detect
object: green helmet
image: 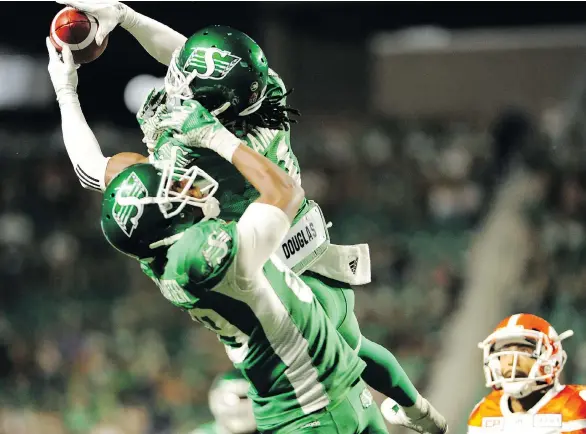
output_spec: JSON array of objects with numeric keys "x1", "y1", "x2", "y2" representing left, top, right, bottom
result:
[
  {"x1": 209, "y1": 370, "x2": 256, "y2": 434},
  {"x1": 165, "y1": 25, "x2": 269, "y2": 118},
  {"x1": 100, "y1": 160, "x2": 220, "y2": 260}
]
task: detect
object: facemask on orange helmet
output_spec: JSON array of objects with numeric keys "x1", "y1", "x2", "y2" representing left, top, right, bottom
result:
[{"x1": 478, "y1": 313, "x2": 573, "y2": 399}]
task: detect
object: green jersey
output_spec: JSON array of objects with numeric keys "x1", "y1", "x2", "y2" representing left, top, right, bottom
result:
[
  {"x1": 150, "y1": 70, "x2": 329, "y2": 274},
  {"x1": 140, "y1": 204, "x2": 365, "y2": 432}
]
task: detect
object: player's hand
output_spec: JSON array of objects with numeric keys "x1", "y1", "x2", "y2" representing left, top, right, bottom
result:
[
  {"x1": 46, "y1": 37, "x2": 79, "y2": 100},
  {"x1": 55, "y1": 0, "x2": 125, "y2": 46},
  {"x1": 159, "y1": 100, "x2": 241, "y2": 162},
  {"x1": 159, "y1": 101, "x2": 231, "y2": 136},
  {"x1": 159, "y1": 100, "x2": 231, "y2": 148},
  {"x1": 137, "y1": 88, "x2": 170, "y2": 152},
  {"x1": 137, "y1": 88, "x2": 167, "y2": 126}
]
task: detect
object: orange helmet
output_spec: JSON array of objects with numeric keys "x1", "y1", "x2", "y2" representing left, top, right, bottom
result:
[{"x1": 478, "y1": 313, "x2": 574, "y2": 398}]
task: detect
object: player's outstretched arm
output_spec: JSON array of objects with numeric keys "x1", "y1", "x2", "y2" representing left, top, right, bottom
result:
[
  {"x1": 57, "y1": 0, "x2": 186, "y2": 66},
  {"x1": 232, "y1": 145, "x2": 304, "y2": 222},
  {"x1": 46, "y1": 38, "x2": 147, "y2": 191},
  {"x1": 232, "y1": 144, "x2": 305, "y2": 277}
]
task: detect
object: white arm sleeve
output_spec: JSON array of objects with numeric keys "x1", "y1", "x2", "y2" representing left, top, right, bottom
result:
[
  {"x1": 58, "y1": 94, "x2": 109, "y2": 192},
  {"x1": 235, "y1": 202, "x2": 291, "y2": 279},
  {"x1": 121, "y1": 8, "x2": 187, "y2": 66}
]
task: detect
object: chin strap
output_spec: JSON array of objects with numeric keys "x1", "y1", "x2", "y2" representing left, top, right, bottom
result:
[
  {"x1": 147, "y1": 198, "x2": 220, "y2": 250},
  {"x1": 149, "y1": 232, "x2": 185, "y2": 250}
]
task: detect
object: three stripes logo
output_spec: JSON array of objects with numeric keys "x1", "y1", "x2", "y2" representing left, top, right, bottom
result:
[
  {"x1": 75, "y1": 164, "x2": 101, "y2": 192},
  {"x1": 349, "y1": 257, "x2": 358, "y2": 275},
  {"x1": 112, "y1": 172, "x2": 148, "y2": 238},
  {"x1": 184, "y1": 47, "x2": 241, "y2": 80}
]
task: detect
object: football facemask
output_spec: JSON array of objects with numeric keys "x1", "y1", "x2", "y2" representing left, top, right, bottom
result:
[{"x1": 116, "y1": 148, "x2": 220, "y2": 222}]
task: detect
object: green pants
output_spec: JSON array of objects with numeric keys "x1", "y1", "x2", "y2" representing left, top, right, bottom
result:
[
  {"x1": 272, "y1": 379, "x2": 388, "y2": 434},
  {"x1": 300, "y1": 272, "x2": 419, "y2": 407},
  {"x1": 300, "y1": 271, "x2": 361, "y2": 350}
]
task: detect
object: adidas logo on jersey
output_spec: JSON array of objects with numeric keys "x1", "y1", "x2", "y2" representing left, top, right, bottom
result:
[
  {"x1": 300, "y1": 420, "x2": 321, "y2": 429},
  {"x1": 349, "y1": 257, "x2": 358, "y2": 275}
]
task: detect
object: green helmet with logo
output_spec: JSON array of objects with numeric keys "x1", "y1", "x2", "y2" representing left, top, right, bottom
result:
[
  {"x1": 165, "y1": 25, "x2": 269, "y2": 118},
  {"x1": 100, "y1": 160, "x2": 220, "y2": 260}
]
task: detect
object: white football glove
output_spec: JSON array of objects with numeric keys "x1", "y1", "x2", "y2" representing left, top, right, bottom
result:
[
  {"x1": 55, "y1": 0, "x2": 131, "y2": 46},
  {"x1": 141, "y1": 104, "x2": 170, "y2": 153},
  {"x1": 46, "y1": 37, "x2": 79, "y2": 104},
  {"x1": 158, "y1": 101, "x2": 241, "y2": 163},
  {"x1": 136, "y1": 87, "x2": 169, "y2": 152}
]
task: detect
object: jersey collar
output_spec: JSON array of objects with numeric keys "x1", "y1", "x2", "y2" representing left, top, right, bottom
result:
[{"x1": 500, "y1": 381, "x2": 565, "y2": 415}]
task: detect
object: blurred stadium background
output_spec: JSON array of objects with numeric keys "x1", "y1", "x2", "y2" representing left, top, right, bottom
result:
[{"x1": 1, "y1": 2, "x2": 586, "y2": 433}]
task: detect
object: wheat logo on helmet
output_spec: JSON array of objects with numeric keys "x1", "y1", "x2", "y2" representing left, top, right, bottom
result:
[
  {"x1": 184, "y1": 47, "x2": 241, "y2": 80},
  {"x1": 113, "y1": 172, "x2": 148, "y2": 237}
]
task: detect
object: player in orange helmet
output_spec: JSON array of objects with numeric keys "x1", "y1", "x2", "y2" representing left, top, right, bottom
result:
[{"x1": 467, "y1": 313, "x2": 586, "y2": 433}]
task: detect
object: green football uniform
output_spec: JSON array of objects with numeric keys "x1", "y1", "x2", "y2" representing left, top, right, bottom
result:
[
  {"x1": 140, "y1": 26, "x2": 422, "y2": 419},
  {"x1": 139, "y1": 203, "x2": 383, "y2": 433},
  {"x1": 149, "y1": 69, "x2": 361, "y2": 350}
]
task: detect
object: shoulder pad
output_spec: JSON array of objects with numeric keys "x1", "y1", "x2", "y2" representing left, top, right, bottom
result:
[
  {"x1": 170, "y1": 219, "x2": 238, "y2": 290},
  {"x1": 468, "y1": 391, "x2": 503, "y2": 426},
  {"x1": 560, "y1": 385, "x2": 586, "y2": 421}
]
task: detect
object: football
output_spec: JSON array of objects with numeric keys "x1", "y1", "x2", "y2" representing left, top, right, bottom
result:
[{"x1": 49, "y1": 7, "x2": 109, "y2": 64}]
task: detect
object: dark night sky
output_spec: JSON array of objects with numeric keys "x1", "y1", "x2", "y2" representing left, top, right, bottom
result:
[
  {"x1": 1, "y1": 2, "x2": 583, "y2": 125},
  {"x1": 7, "y1": 2, "x2": 584, "y2": 60}
]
